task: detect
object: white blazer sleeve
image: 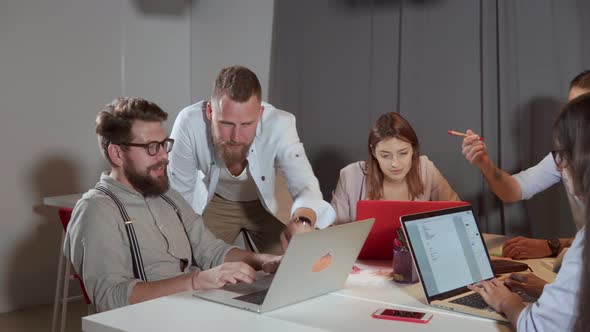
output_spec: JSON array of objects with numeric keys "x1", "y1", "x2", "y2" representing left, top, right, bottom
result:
[
  {"x1": 168, "y1": 109, "x2": 208, "y2": 214},
  {"x1": 275, "y1": 114, "x2": 335, "y2": 228}
]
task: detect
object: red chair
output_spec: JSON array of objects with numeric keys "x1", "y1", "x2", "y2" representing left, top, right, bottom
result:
[{"x1": 51, "y1": 208, "x2": 91, "y2": 332}]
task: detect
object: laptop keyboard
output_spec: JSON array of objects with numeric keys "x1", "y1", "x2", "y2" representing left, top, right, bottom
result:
[
  {"x1": 233, "y1": 289, "x2": 269, "y2": 305},
  {"x1": 450, "y1": 292, "x2": 488, "y2": 309}
]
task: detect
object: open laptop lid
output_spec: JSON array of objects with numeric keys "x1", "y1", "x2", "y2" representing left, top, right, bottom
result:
[
  {"x1": 260, "y1": 218, "x2": 375, "y2": 312},
  {"x1": 400, "y1": 205, "x2": 494, "y2": 303},
  {"x1": 356, "y1": 200, "x2": 469, "y2": 259},
  {"x1": 194, "y1": 218, "x2": 375, "y2": 313}
]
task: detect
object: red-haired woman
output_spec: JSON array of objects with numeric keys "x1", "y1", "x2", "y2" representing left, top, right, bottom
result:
[{"x1": 331, "y1": 112, "x2": 459, "y2": 223}]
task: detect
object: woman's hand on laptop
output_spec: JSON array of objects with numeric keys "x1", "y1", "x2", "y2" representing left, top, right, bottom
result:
[
  {"x1": 192, "y1": 262, "x2": 257, "y2": 290},
  {"x1": 467, "y1": 279, "x2": 525, "y2": 321},
  {"x1": 504, "y1": 273, "x2": 547, "y2": 298}
]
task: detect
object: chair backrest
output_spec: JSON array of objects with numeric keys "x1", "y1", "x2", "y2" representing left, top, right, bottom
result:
[
  {"x1": 58, "y1": 208, "x2": 73, "y2": 231},
  {"x1": 58, "y1": 207, "x2": 91, "y2": 305}
]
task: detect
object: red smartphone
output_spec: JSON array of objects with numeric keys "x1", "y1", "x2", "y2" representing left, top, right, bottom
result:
[{"x1": 372, "y1": 308, "x2": 433, "y2": 324}]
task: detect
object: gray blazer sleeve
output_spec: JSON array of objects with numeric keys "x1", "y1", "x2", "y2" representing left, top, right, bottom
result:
[{"x1": 330, "y1": 162, "x2": 366, "y2": 224}]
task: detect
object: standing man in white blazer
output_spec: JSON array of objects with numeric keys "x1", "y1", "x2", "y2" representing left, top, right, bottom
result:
[{"x1": 168, "y1": 65, "x2": 335, "y2": 254}]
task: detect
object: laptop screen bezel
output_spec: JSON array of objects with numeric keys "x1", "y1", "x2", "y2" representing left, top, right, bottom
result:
[{"x1": 400, "y1": 205, "x2": 495, "y2": 302}]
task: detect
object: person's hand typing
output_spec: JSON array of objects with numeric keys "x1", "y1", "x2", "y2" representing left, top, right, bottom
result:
[
  {"x1": 504, "y1": 273, "x2": 547, "y2": 299},
  {"x1": 192, "y1": 262, "x2": 256, "y2": 290},
  {"x1": 467, "y1": 279, "x2": 524, "y2": 314}
]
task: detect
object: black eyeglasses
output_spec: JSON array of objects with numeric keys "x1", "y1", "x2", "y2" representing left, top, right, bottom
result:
[
  {"x1": 118, "y1": 138, "x2": 174, "y2": 156},
  {"x1": 551, "y1": 149, "x2": 569, "y2": 168}
]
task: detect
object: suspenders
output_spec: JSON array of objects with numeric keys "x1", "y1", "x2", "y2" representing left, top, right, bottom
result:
[
  {"x1": 159, "y1": 193, "x2": 182, "y2": 221},
  {"x1": 95, "y1": 185, "x2": 183, "y2": 282}
]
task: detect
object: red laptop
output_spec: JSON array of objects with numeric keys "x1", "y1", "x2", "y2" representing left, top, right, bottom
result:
[{"x1": 356, "y1": 200, "x2": 469, "y2": 260}]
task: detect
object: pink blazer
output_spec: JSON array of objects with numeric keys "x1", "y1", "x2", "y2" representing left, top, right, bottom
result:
[{"x1": 330, "y1": 155, "x2": 460, "y2": 224}]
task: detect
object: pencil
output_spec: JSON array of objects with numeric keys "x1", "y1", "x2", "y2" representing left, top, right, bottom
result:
[{"x1": 447, "y1": 130, "x2": 484, "y2": 141}]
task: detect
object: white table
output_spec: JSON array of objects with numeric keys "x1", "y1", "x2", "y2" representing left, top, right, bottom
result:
[
  {"x1": 43, "y1": 194, "x2": 83, "y2": 208},
  {"x1": 82, "y1": 234, "x2": 557, "y2": 332},
  {"x1": 82, "y1": 290, "x2": 510, "y2": 332}
]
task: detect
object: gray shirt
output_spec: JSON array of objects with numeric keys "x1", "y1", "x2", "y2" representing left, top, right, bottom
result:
[{"x1": 63, "y1": 173, "x2": 234, "y2": 312}]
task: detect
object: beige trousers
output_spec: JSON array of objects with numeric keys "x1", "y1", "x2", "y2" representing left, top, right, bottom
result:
[{"x1": 202, "y1": 195, "x2": 286, "y2": 255}]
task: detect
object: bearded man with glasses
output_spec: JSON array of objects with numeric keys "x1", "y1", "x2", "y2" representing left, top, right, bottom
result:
[{"x1": 64, "y1": 97, "x2": 281, "y2": 312}]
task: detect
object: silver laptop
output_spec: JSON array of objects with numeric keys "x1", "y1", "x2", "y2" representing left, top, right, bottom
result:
[
  {"x1": 193, "y1": 218, "x2": 375, "y2": 313},
  {"x1": 401, "y1": 205, "x2": 528, "y2": 322}
]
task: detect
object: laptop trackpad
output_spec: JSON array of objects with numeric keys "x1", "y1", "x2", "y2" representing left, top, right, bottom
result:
[
  {"x1": 233, "y1": 289, "x2": 269, "y2": 305},
  {"x1": 222, "y1": 271, "x2": 274, "y2": 295},
  {"x1": 221, "y1": 272, "x2": 274, "y2": 305}
]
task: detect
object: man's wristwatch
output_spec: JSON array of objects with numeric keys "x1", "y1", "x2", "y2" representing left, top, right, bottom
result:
[
  {"x1": 293, "y1": 216, "x2": 312, "y2": 227},
  {"x1": 547, "y1": 238, "x2": 561, "y2": 257}
]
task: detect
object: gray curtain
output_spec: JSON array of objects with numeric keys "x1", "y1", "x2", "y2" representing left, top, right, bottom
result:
[{"x1": 269, "y1": 0, "x2": 589, "y2": 237}]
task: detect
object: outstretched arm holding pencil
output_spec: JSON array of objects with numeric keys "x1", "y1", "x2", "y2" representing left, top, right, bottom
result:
[{"x1": 457, "y1": 129, "x2": 522, "y2": 202}]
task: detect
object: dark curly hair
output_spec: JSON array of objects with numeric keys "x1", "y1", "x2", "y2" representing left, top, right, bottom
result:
[{"x1": 95, "y1": 97, "x2": 168, "y2": 165}]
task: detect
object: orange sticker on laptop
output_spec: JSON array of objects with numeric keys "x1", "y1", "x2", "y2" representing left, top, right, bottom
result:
[{"x1": 312, "y1": 252, "x2": 333, "y2": 272}]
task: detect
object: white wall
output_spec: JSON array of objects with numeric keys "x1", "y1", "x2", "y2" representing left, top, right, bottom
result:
[
  {"x1": 0, "y1": 0, "x2": 277, "y2": 313},
  {"x1": 0, "y1": 0, "x2": 191, "y2": 313},
  {"x1": 190, "y1": 0, "x2": 275, "y2": 102}
]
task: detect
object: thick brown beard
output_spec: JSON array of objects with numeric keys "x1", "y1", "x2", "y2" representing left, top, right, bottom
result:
[{"x1": 124, "y1": 160, "x2": 169, "y2": 196}]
